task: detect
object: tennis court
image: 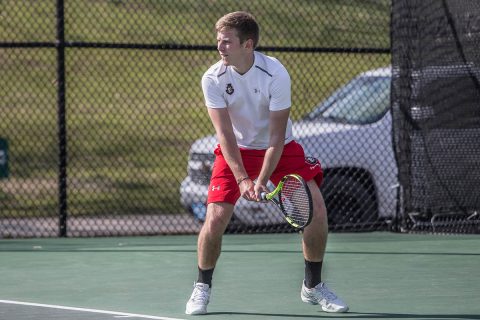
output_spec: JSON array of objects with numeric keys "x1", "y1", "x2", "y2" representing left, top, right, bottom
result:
[{"x1": 1, "y1": 232, "x2": 479, "y2": 320}]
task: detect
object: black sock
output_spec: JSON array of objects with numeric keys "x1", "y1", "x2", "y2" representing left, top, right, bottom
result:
[
  {"x1": 197, "y1": 266, "x2": 214, "y2": 287},
  {"x1": 304, "y1": 259, "x2": 322, "y2": 289}
]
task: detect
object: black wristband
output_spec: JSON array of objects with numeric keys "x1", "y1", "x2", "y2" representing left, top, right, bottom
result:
[{"x1": 236, "y1": 176, "x2": 250, "y2": 185}]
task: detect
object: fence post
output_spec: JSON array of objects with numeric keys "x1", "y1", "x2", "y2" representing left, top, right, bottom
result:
[{"x1": 56, "y1": 0, "x2": 68, "y2": 237}]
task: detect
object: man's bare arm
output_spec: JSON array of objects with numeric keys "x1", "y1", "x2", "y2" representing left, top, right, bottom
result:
[{"x1": 255, "y1": 108, "x2": 290, "y2": 197}]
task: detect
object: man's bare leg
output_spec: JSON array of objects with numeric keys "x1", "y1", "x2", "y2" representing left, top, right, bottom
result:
[
  {"x1": 302, "y1": 179, "x2": 328, "y2": 262},
  {"x1": 198, "y1": 202, "x2": 235, "y2": 270},
  {"x1": 186, "y1": 202, "x2": 235, "y2": 315}
]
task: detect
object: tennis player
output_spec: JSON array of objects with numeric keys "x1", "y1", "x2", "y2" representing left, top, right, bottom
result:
[{"x1": 186, "y1": 11, "x2": 348, "y2": 315}]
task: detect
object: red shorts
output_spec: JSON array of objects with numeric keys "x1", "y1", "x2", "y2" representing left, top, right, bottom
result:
[{"x1": 207, "y1": 141, "x2": 323, "y2": 205}]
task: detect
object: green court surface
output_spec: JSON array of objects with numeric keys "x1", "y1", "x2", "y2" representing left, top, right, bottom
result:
[{"x1": 1, "y1": 232, "x2": 479, "y2": 320}]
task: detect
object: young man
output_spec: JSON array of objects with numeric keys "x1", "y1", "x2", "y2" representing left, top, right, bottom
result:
[{"x1": 186, "y1": 11, "x2": 348, "y2": 315}]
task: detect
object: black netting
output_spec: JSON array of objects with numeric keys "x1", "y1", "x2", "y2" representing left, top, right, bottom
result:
[{"x1": 392, "y1": 0, "x2": 480, "y2": 233}]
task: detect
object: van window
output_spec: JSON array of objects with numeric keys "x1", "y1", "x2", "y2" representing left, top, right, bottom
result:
[{"x1": 307, "y1": 76, "x2": 391, "y2": 125}]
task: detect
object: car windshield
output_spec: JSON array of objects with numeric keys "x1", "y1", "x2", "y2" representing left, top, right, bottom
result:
[{"x1": 305, "y1": 75, "x2": 391, "y2": 125}]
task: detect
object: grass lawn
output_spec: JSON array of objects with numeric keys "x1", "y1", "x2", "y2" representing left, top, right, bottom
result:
[{"x1": 0, "y1": 0, "x2": 390, "y2": 217}]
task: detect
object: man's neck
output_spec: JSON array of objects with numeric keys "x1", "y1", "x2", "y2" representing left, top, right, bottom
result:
[{"x1": 232, "y1": 52, "x2": 255, "y2": 75}]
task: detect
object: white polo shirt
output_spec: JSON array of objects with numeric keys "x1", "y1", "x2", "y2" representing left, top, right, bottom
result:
[{"x1": 201, "y1": 51, "x2": 293, "y2": 149}]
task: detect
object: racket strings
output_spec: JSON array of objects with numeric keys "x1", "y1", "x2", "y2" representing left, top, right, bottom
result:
[{"x1": 280, "y1": 178, "x2": 311, "y2": 226}]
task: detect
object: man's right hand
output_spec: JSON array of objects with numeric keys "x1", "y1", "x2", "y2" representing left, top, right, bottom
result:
[{"x1": 239, "y1": 178, "x2": 256, "y2": 201}]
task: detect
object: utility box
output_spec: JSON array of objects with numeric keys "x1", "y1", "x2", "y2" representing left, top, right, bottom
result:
[{"x1": 0, "y1": 138, "x2": 8, "y2": 179}]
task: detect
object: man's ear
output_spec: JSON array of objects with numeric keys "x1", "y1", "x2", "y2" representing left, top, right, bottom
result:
[{"x1": 244, "y1": 38, "x2": 254, "y2": 50}]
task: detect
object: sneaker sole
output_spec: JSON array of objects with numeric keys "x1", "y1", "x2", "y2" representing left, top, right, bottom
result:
[
  {"x1": 301, "y1": 293, "x2": 349, "y2": 313},
  {"x1": 321, "y1": 305, "x2": 349, "y2": 313},
  {"x1": 185, "y1": 309, "x2": 207, "y2": 315}
]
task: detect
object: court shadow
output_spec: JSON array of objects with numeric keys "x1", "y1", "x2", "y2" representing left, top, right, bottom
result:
[{"x1": 206, "y1": 311, "x2": 480, "y2": 319}]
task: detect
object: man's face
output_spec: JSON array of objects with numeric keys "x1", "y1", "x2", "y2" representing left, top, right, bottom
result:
[{"x1": 216, "y1": 28, "x2": 246, "y2": 66}]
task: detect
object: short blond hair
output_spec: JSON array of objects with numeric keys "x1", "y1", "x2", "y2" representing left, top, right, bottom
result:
[{"x1": 215, "y1": 11, "x2": 260, "y2": 48}]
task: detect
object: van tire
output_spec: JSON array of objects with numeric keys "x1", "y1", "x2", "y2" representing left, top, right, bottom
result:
[{"x1": 320, "y1": 172, "x2": 378, "y2": 231}]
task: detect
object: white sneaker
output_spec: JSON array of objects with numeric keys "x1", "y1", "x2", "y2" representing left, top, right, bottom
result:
[
  {"x1": 301, "y1": 281, "x2": 349, "y2": 313},
  {"x1": 185, "y1": 282, "x2": 211, "y2": 315}
]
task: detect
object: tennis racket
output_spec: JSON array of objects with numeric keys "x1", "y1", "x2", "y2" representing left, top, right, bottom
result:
[{"x1": 261, "y1": 174, "x2": 313, "y2": 229}]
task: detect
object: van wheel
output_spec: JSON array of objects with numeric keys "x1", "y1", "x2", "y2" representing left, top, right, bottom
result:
[{"x1": 320, "y1": 172, "x2": 378, "y2": 230}]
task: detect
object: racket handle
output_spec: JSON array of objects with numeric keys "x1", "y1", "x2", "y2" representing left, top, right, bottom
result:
[{"x1": 260, "y1": 192, "x2": 267, "y2": 200}]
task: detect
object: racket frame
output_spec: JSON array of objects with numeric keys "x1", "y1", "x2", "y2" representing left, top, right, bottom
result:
[{"x1": 261, "y1": 174, "x2": 313, "y2": 229}]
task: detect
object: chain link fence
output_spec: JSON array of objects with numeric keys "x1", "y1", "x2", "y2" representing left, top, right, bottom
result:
[{"x1": 0, "y1": 0, "x2": 395, "y2": 237}]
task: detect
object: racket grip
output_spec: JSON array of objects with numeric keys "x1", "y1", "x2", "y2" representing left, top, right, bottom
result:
[{"x1": 260, "y1": 192, "x2": 267, "y2": 200}]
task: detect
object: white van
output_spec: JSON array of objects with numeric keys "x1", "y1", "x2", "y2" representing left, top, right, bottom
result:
[{"x1": 180, "y1": 67, "x2": 397, "y2": 229}]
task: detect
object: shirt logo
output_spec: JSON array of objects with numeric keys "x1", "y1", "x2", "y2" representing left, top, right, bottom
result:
[
  {"x1": 211, "y1": 185, "x2": 221, "y2": 191},
  {"x1": 226, "y1": 83, "x2": 234, "y2": 95}
]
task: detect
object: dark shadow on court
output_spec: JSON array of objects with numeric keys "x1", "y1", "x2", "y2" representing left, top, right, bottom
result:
[
  {"x1": 207, "y1": 311, "x2": 480, "y2": 319},
  {"x1": 2, "y1": 249, "x2": 479, "y2": 257}
]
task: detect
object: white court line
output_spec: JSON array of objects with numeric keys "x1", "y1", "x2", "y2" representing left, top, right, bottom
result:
[{"x1": 0, "y1": 299, "x2": 186, "y2": 320}]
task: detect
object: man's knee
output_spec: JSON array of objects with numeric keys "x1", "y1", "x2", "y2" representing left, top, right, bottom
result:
[
  {"x1": 307, "y1": 180, "x2": 328, "y2": 220},
  {"x1": 204, "y1": 202, "x2": 234, "y2": 231}
]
